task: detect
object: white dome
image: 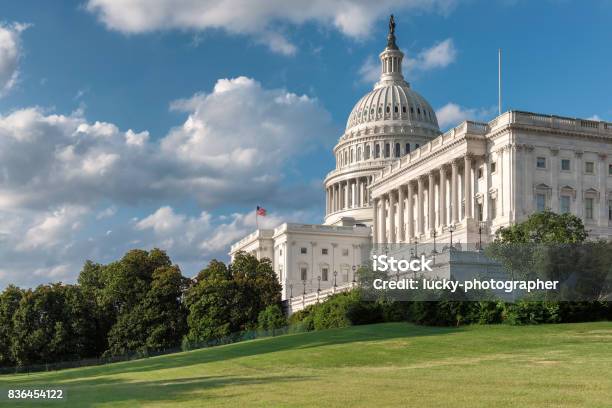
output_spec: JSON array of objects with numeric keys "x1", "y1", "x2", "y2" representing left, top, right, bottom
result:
[{"x1": 346, "y1": 82, "x2": 439, "y2": 132}]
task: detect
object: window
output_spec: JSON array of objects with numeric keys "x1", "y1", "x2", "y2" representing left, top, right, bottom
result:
[
  {"x1": 585, "y1": 161, "x2": 595, "y2": 174},
  {"x1": 395, "y1": 143, "x2": 401, "y2": 158},
  {"x1": 536, "y1": 193, "x2": 546, "y2": 212},
  {"x1": 386, "y1": 106, "x2": 390, "y2": 113},
  {"x1": 415, "y1": 143, "x2": 420, "y2": 149},
  {"x1": 394, "y1": 106, "x2": 398, "y2": 113},
  {"x1": 365, "y1": 145, "x2": 371, "y2": 160},
  {"x1": 321, "y1": 248, "x2": 328, "y2": 255},
  {"x1": 560, "y1": 195, "x2": 571, "y2": 214},
  {"x1": 477, "y1": 202, "x2": 483, "y2": 221},
  {"x1": 609, "y1": 164, "x2": 612, "y2": 175},
  {"x1": 300, "y1": 247, "x2": 307, "y2": 254},
  {"x1": 561, "y1": 159, "x2": 571, "y2": 171},
  {"x1": 585, "y1": 198, "x2": 594, "y2": 220},
  {"x1": 609, "y1": 200, "x2": 612, "y2": 221},
  {"x1": 384, "y1": 143, "x2": 390, "y2": 158},
  {"x1": 405, "y1": 143, "x2": 410, "y2": 154},
  {"x1": 402, "y1": 106, "x2": 406, "y2": 113},
  {"x1": 478, "y1": 167, "x2": 483, "y2": 179},
  {"x1": 279, "y1": 249, "x2": 283, "y2": 256},
  {"x1": 490, "y1": 162, "x2": 496, "y2": 173},
  {"x1": 342, "y1": 248, "x2": 349, "y2": 256},
  {"x1": 300, "y1": 267, "x2": 307, "y2": 281},
  {"x1": 490, "y1": 198, "x2": 497, "y2": 220},
  {"x1": 536, "y1": 157, "x2": 546, "y2": 169},
  {"x1": 322, "y1": 267, "x2": 329, "y2": 281},
  {"x1": 375, "y1": 144, "x2": 380, "y2": 158},
  {"x1": 342, "y1": 267, "x2": 349, "y2": 282},
  {"x1": 357, "y1": 147, "x2": 362, "y2": 161}
]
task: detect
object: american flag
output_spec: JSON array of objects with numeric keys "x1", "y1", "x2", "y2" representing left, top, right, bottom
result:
[{"x1": 256, "y1": 206, "x2": 267, "y2": 216}]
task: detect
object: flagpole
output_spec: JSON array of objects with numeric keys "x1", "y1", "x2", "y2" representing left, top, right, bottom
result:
[
  {"x1": 498, "y1": 48, "x2": 502, "y2": 115},
  {"x1": 256, "y1": 209, "x2": 259, "y2": 230}
]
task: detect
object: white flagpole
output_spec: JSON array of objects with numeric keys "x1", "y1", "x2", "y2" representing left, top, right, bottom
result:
[{"x1": 498, "y1": 48, "x2": 502, "y2": 115}]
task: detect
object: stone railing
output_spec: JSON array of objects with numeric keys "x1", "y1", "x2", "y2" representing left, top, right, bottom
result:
[
  {"x1": 489, "y1": 111, "x2": 612, "y2": 136},
  {"x1": 273, "y1": 223, "x2": 370, "y2": 236},
  {"x1": 230, "y1": 229, "x2": 274, "y2": 253},
  {"x1": 285, "y1": 282, "x2": 356, "y2": 315}
]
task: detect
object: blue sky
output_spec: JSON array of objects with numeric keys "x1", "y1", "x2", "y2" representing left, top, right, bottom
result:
[{"x1": 1, "y1": 0, "x2": 611, "y2": 288}]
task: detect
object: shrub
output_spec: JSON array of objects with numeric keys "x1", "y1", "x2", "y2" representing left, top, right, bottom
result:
[{"x1": 257, "y1": 304, "x2": 287, "y2": 335}]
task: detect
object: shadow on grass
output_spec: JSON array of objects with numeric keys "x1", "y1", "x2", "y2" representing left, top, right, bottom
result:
[
  {"x1": 9, "y1": 374, "x2": 307, "y2": 407},
  {"x1": 6, "y1": 323, "x2": 462, "y2": 384}
]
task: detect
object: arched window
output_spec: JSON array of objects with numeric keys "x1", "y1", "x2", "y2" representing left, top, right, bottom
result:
[
  {"x1": 384, "y1": 143, "x2": 390, "y2": 158},
  {"x1": 394, "y1": 106, "x2": 399, "y2": 113},
  {"x1": 357, "y1": 146, "x2": 362, "y2": 161},
  {"x1": 395, "y1": 143, "x2": 401, "y2": 157},
  {"x1": 386, "y1": 106, "x2": 390, "y2": 113},
  {"x1": 365, "y1": 145, "x2": 371, "y2": 160},
  {"x1": 350, "y1": 149, "x2": 354, "y2": 163},
  {"x1": 344, "y1": 150, "x2": 347, "y2": 165},
  {"x1": 402, "y1": 106, "x2": 406, "y2": 113},
  {"x1": 375, "y1": 144, "x2": 380, "y2": 158},
  {"x1": 415, "y1": 143, "x2": 420, "y2": 149},
  {"x1": 405, "y1": 143, "x2": 410, "y2": 154}
]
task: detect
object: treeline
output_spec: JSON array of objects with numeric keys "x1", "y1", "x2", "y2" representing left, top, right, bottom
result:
[
  {"x1": 0, "y1": 249, "x2": 281, "y2": 368},
  {"x1": 289, "y1": 290, "x2": 612, "y2": 332}
]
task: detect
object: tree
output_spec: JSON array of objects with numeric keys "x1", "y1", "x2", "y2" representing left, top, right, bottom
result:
[
  {"x1": 184, "y1": 253, "x2": 282, "y2": 346},
  {"x1": 0, "y1": 285, "x2": 24, "y2": 366},
  {"x1": 494, "y1": 210, "x2": 588, "y2": 244},
  {"x1": 10, "y1": 284, "x2": 97, "y2": 366}
]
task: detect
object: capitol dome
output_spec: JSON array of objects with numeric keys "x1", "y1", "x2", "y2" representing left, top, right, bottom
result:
[
  {"x1": 346, "y1": 83, "x2": 439, "y2": 132},
  {"x1": 324, "y1": 15, "x2": 441, "y2": 227}
]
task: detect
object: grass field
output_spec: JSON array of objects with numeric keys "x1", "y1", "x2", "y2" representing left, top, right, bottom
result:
[{"x1": 2, "y1": 322, "x2": 612, "y2": 407}]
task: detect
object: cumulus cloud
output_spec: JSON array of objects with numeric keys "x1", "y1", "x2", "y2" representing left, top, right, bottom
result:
[
  {"x1": 0, "y1": 77, "x2": 333, "y2": 211},
  {"x1": 435, "y1": 102, "x2": 496, "y2": 130},
  {"x1": 404, "y1": 38, "x2": 457, "y2": 71},
  {"x1": 0, "y1": 77, "x2": 331, "y2": 287},
  {"x1": 0, "y1": 22, "x2": 29, "y2": 96},
  {"x1": 85, "y1": 0, "x2": 458, "y2": 55},
  {"x1": 359, "y1": 38, "x2": 457, "y2": 83}
]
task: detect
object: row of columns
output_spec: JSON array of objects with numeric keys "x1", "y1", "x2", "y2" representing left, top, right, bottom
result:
[
  {"x1": 327, "y1": 176, "x2": 372, "y2": 215},
  {"x1": 373, "y1": 155, "x2": 475, "y2": 243}
]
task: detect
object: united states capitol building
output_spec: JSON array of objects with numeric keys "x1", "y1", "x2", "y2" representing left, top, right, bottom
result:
[{"x1": 230, "y1": 21, "x2": 612, "y2": 303}]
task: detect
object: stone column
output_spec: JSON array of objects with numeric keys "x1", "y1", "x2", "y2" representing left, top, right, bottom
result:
[
  {"x1": 575, "y1": 151, "x2": 583, "y2": 218},
  {"x1": 398, "y1": 185, "x2": 405, "y2": 242},
  {"x1": 417, "y1": 177, "x2": 424, "y2": 236},
  {"x1": 356, "y1": 178, "x2": 362, "y2": 207},
  {"x1": 550, "y1": 148, "x2": 559, "y2": 212},
  {"x1": 407, "y1": 181, "x2": 414, "y2": 241},
  {"x1": 373, "y1": 198, "x2": 379, "y2": 243},
  {"x1": 428, "y1": 172, "x2": 435, "y2": 233},
  {"x1": 599, "y1": 153, "x2": 608, "y2": 226},
  {"x1": 451, "y1": 161, "x2": 459, "y2": 224},
  {"x1": 464, "y1": 155, "x2": 473, "y2": 220},
  {"x1": 389, "y1": 190, "x2": 396, "y2": 243},
  {"x1": 351, "y1": 179, "x2": 356, "y2": 208},
  {"x1": 379, "y1": 195, "x2": 387, "y2": 243},
  {"x1": 344, "y1": 181, "x2": 349, "y2": 209},
  {"x1": 439, "y1": 166, "x2": 447, "y2": 228}
]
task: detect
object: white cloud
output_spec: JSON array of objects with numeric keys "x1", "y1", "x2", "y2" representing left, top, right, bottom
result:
[
  {"x1": 359, "y1": 38, "x2": 457, "y2": 83},
  {"x1": 405, "y1": 38, "x2": 457, "y2": 71},
  {"x1": 587, "y1": 114, "x2": 602, "y2": 121},
  {"x1": 17, "y1": 206, "x2": 88, "y2": 250},
  {"x1": 0, "y1": 77, "x2": 331, "y2": 287},
  {"x1": 0, "y1": 77, "x2": 332, "y2": 210},
  {"x1": 436, "y1": 102, "x2": 496, "y2": 130},
  {"x1": 0, "y1": 22, "x2": 29, "y2": 96},
  {"x1": 85, "y1": 0, "x2": 458, "y2": 55}
]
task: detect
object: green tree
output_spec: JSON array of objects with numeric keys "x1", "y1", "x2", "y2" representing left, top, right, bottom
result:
[
  {"x1": 494, "y1": 210, "x2": 588, "y2": 244},
  {"x1": 10, "y1": 284, "x2": 97, "y2": 366},
  {"x1": 0, "y1": 285, "x2": 24, "y2": 366},
  {"x1": 184, "y1": 253, "x2": 282, "y2": 346}
]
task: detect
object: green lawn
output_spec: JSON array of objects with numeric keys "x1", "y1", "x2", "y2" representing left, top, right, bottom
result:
[{"x1": 2, "y1": 322, "x2": 611, "y2": 407}]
